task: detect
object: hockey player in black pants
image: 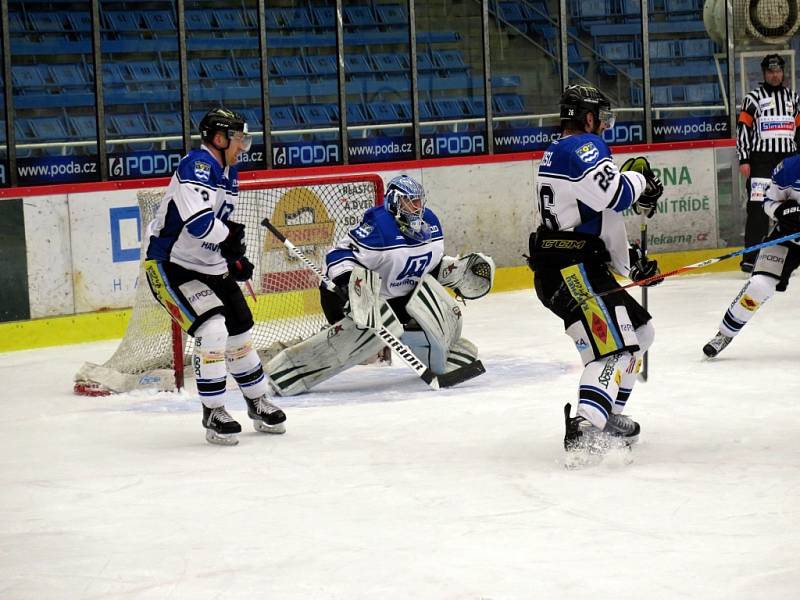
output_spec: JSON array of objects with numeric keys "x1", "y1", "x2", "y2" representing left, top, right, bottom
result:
[
  {"x1": 736, "y1": 54, "x2": 800, "y2": 272},
  {"x1": 704, "y1": 155, "x2": 800, "y2": 358},
  {"x1": 528, "y1": 85, "x2": 664, "y2": 462}
]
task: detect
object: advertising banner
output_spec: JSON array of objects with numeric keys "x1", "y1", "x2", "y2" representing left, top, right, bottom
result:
[
  {"x1": 108, "y1": 149, "x2": 182, "y2": 180},
  {"x1": 652, "y1": 115, "x2": 730, "y2": 142},
  {"x1": 618, "y1": 148, "x2": 718, "y2": 252},
  {"x1": 349, "y1": 135, "x2": 414, "y2": 163},
  {"x1": 272, "y1": 140, "x2": 341, "y2": 168},
  {"x1": 68, "y1": 188, "x2": 160, "y2": 312},
  {"x1": 421, "y1": 131, "x2": 487, "y2": 157},
  {"x1": 16, "y1": 155, "x2": 99, "y2": 185}
]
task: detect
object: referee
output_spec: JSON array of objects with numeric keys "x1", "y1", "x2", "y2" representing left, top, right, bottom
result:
[{"x1": 736, "y1": 53, "x2": 800, "y2": 272}]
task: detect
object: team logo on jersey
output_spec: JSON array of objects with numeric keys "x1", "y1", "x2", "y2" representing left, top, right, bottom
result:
[
  {"x1": 194, "y1": 161, "x2": 211, "y2": 182},
  {"x1": 576, "y1": 142, "x2": 599, "y2": 163},
  {"x1": 396, "y1": 251, "x2": 433, "y2": 281},
  {"x1": 353, "y1": 223, "x2": 373, "y2": 238}
]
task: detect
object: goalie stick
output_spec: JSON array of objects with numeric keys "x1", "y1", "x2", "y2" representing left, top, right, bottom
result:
[{"x1": 261, "y1": 218, "x2": 485, "y2": 390}]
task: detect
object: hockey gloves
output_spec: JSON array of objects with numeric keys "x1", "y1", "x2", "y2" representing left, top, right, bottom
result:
[
  {"x1": 229, "y1": 257, "x2": 254, "y2": 282},
  {"x1": 629, "y1": 243, "x2": 661, "y2": 287},
  {"x1": 219, "y1": 220, "x2": 246, "y2": 262},
  {"x1": 621, "y1": 156, "x2": 663, "y2": 218},
  {"x1": 774, "y1": 200, "x2": 800, "y2": 232}
]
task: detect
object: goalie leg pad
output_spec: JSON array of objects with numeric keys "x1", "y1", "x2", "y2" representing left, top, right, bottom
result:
[
  {"x1": 406, "y1": 275, "x2": 464, "y2": 374},
  {"x1": 266, "y1": 304, "x2": 403, "y2": 396},
  {"x1": 446, "y1": 337, "x2": 479, "y2": 372},
  {"x1": 348, "y1": 265, "x2": 383, "y2": 330}
]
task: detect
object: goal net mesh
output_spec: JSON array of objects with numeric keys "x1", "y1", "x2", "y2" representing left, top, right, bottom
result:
[{"x1": 74, "y1": 174, "x2": 383, "y2": 395}]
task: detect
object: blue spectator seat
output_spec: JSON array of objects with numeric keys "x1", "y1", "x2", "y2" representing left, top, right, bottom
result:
[
  {"x1": 367, "y1": 101, "x2": 400, "y2": 122},
  {"x1": 599, "y1": 41, "x2": 635, "y2": 62},
  {"x1": 237, "y1": 57, "x2": 261, "y2": 78},
  {"x1": 417, "y1": 53, "x2": 435, "y2": 72},
  {"x1": 12, "y1": 65, "x2": 48, "y2": 88},
  {"x1": 265, "y1": 9, "x2": 284, "y2": 29},
  {"x1": 494, "y1": 93, "x2": 525, "y2": 114},
  {"x1": 433, "y1": 98, "x2": 467, "y2": 118},
  {"x1": 126, "y1": 62, "x2": 166, "y2": 83},
  {"x1": 271, "y1": 56, "x2": 307, "y2": 77},
  {"x1": 572, "y1": 0, "x2": 609, "y2": 19},
  {"x1": 306, "y1": 55, "x2": 337, "y2": 76},
  {"x1": 150, "y1": 112, "x2": 183, "y2": 135},
  {"x1": 372, "y1": 53, "x2": 408, "y2": 73},
  {"x1": 185, "y1": 10, "x2": 213, "y2": 30},
  {"x1": 105, "y1": 11, "x2": 141, "y2": 32},
  {"x1": 433, "y1": 50, "x2": 467, "y2": 71},
  {"x1": 50, "y1": 64, "x2": 87, "y2": 87},
  {"x1": 376, "y1": 4, "x2": 407, "y2": 26},
  {"x1": 142, "y1": 10, "x2": 175, "y2": 32},
  {"x1": 202, "y1": 58, "x2": 237, "y2": 79},
  {"x1": 651, "y1": 85, "x2": 672, "y2": 105},
  {"x1": 282, "y1": 8, "x2": 313, "y2": 29},
  {"x1": 298, "y1": 104, "x2": 334, "y2": 126},
  {"x1": 29, "y1": 12, "x2": 67, "y2": 33},
  {"x1": 26, "y1": 117, "x2": 70, "y2": 140},
  {"x1": 244, "y1": 9, "x2": 258, "y2": 28},
  {"x1": 650, "y1": 40, "x2": 677, "y2": 60},
  {"x1": 394, "y1": 99, "x2": 434, "y2": 120},
  {"x1": 268, "y1": 106, "x2": 296, "y2": 128},
  {"x1": 345, "y1": 6, "x2": 377, "y2": 27},
  {"x1": 310, "y1": 6, "x2": 334, "y2": 28},
  {"x1": 681, "y1": 38, "x2": 715, "y2": 57},
  {"x1": 464, "y1": 96, "x2": 485, "y2": 116},
  {"x1": 164, "y1": 60, "x2": 202, "y2": 81},
  {"x1": 214, "y1": 9, "x2": 246, "y2": 30},
  {"x1": 9, "y1": 11, "x2": 26, "y2": 33},
  {"x1": 190, "y1": 111, "x2": 206, "y2": 130},
  {"x1": 345, "y1": 54, "x2": 373, "y2": 74},
  {"x1": 665, "y1": 0, "x2": 700, "y2": 16},
  {"x1": 68, "y1": 115, "x2": 97, "y2": 139},
  {"x1": 66, "y1": 12, "x2": 91, "y2": 33},
  {"x1": 498, "y1": 1, "x2": 527, "y2": 30},
  {"x1": 524, "y1": 0, "x2": 551, "y2": 23},
  {"x1": 110, "y1": 114, "x2": 153, "y2": 151},
  {"x1": 685, "y1": 82, "x2": 719, "y2": 104},
  {"x1": 346, "y1": 103, "x2": 368, "y2": 124},
  {"x1": 102, "y1": 63, "x2": 126, "y2": 85}
]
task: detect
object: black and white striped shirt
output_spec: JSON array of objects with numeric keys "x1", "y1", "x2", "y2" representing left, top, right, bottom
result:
[{"x1": 736, "y1": 84, "x2": 800, "y2": 162}]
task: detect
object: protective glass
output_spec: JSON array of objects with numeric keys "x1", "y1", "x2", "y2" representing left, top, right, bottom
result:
[{"x1": 599, "y1": 108, "x2": 615, "y2": 130}]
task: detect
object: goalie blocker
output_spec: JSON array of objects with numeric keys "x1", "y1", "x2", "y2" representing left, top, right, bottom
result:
[{"x1": 266, "y1": 260, "x2": 494, "y2": 395}]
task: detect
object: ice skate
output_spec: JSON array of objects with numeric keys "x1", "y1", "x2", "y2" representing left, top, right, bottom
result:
[
  {"x1": 605, "y1": 413, "x2": 640, "y2": 446},
  {"x1": 245, "y1": 395, "x2": 287, "y2": 434},
  {"x1": 703, "y1": 331, "x2": 733, "y2": 358},
  {"x1": 202, "y1": 405, "x2": 241, "y2": 446},
  {"x1": 564, "y1": 404, "x2": 633, "y2": 469}
]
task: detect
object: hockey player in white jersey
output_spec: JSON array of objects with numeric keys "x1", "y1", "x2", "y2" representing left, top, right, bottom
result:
[
  {"x1": 527, "y1": 85, "x2": 664, "y2": 459},
  {"x1": 266, "y1": 174, "x2": 495, "y2": 395},
  {"x1": 144, "y1": 107, "x2": 286, "y2": 445},
  {"x1": 703, "y1": 155, "x2": 800, "y2": 358}
]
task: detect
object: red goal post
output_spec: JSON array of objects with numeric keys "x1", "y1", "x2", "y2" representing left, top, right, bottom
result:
[{"x1": 74, "y1": 173, "x2": 384, "y2": 396}]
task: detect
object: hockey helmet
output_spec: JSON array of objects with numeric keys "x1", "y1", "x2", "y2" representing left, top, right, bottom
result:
[
  {"x1": 761, "y1": 54, "x2": 785, "y2": 72},
  {"x1": 559, "y1": 84, "x2": 615, "y2": 130},
  {"x1": 199, "y1": 107, "x2": 252, "y2": 151},
  {"x1": 384, "y1": 175, "x2": 429, "y2": 241}
]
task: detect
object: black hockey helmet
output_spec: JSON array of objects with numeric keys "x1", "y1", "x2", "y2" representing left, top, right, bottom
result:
[
  {"x1": 761, "y1": 54, "x2": 785, "y2": 72},
  {"x1": 199, "y1": 107, "x2": 251, "y2": 151},
  {"x1": 559, "y1": 84, "x2": 614, "y2": 129}
]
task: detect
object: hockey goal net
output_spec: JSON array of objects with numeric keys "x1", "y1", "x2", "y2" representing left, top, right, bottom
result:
[{"x1": 74, "y1": 173, "x2": 384, "y2": 395}]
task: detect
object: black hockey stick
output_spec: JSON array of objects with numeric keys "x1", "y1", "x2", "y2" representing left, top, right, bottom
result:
[
  {"x1": 262, "y1": 218, "x2": 484, "y2": 390},
  {"x1": 639, "y1": 218, "x2": 649, "y2": 381}
]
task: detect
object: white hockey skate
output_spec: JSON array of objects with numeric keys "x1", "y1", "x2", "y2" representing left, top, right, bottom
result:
[
  {"x1": 245, "y1": 395, "x2": 287, "y2": 434},
  {"x1": 202, "y1": 406, "x2": 241, "y2": 446},
  {"x1": 703, "y1": 331, "x2": 733, "y2": 358}
]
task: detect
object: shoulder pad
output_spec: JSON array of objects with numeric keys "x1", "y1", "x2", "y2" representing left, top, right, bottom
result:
[
  {"x1": 349, "y1": 207, "x2": 395, "y2": 247},
  {"x1": 177, "y1": 149, "x2": 221, "y2": 186},
  {"x1": 571, "y1": 134, "x2": 610, "y2": 166}
]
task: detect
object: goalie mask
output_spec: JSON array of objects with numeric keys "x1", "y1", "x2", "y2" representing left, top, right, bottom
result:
[
  {"x1": 199, "y1": 107, "x2": 253, "y2": 153},
  {"x1": 384, "y1": 175, "x2": 430, "y2": 242}
]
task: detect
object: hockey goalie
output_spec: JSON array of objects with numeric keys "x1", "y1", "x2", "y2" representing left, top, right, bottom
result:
[{"x1": 265, "y1": 174, "x2": 495, "y2": 395}]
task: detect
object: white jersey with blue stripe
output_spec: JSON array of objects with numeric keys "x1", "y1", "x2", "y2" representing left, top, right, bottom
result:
[
  {"x1": 764, "y1": 155, "x2": 800, "y2": 245},
  {"x1": 537, "y1": 132, "x2": 646, "y2": 275},
  {"x1": 146, "y1": 145, "x2": 238, "y2": 275},
  {"x1": 325, "y1": 206, "x2": 445, "y2": 299}
]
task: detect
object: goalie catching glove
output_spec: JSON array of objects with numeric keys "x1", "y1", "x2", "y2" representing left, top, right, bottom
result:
[
  {"x1": 621, "y1": 156, "x2": 663, "y2": 218},
  {"x1": 437, "y1": 252, "x2": 496, "y2": 300},
  {"x1": 628, "y1": 243, "x2": 661, "y2": 287}
]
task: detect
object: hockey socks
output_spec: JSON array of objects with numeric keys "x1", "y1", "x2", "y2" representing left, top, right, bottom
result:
[{"x1": 718, "y1": 274, "x2": 776, "y2": 338}]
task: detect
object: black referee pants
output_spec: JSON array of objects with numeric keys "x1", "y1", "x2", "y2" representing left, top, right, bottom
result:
[{"x1": 743, "y1": 152, "x2": 793, "y2": 266}]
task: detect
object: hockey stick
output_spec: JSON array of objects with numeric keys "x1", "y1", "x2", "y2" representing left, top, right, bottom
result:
[
  {"x1": 234, "y1": 260, "x2": 257, "y2": 303},
  {"x1": 582, "y1": 229, "x2": 800, "y2": 299},
  {"x1": 261, "y1": 218, "x2": 484, "y2": 390},
  {"x1": 639, "y1": 218, "x2": 649, "y2": 381}
]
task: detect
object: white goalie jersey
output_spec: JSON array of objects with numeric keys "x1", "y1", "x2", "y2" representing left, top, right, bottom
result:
[{"x1": 537, "y1": 132, "x2": 646, "y2": 275}]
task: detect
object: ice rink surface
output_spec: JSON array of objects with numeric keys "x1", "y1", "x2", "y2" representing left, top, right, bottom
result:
[{"x1": 1, "y1": 272, "x2": 799, "y2": 600}]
